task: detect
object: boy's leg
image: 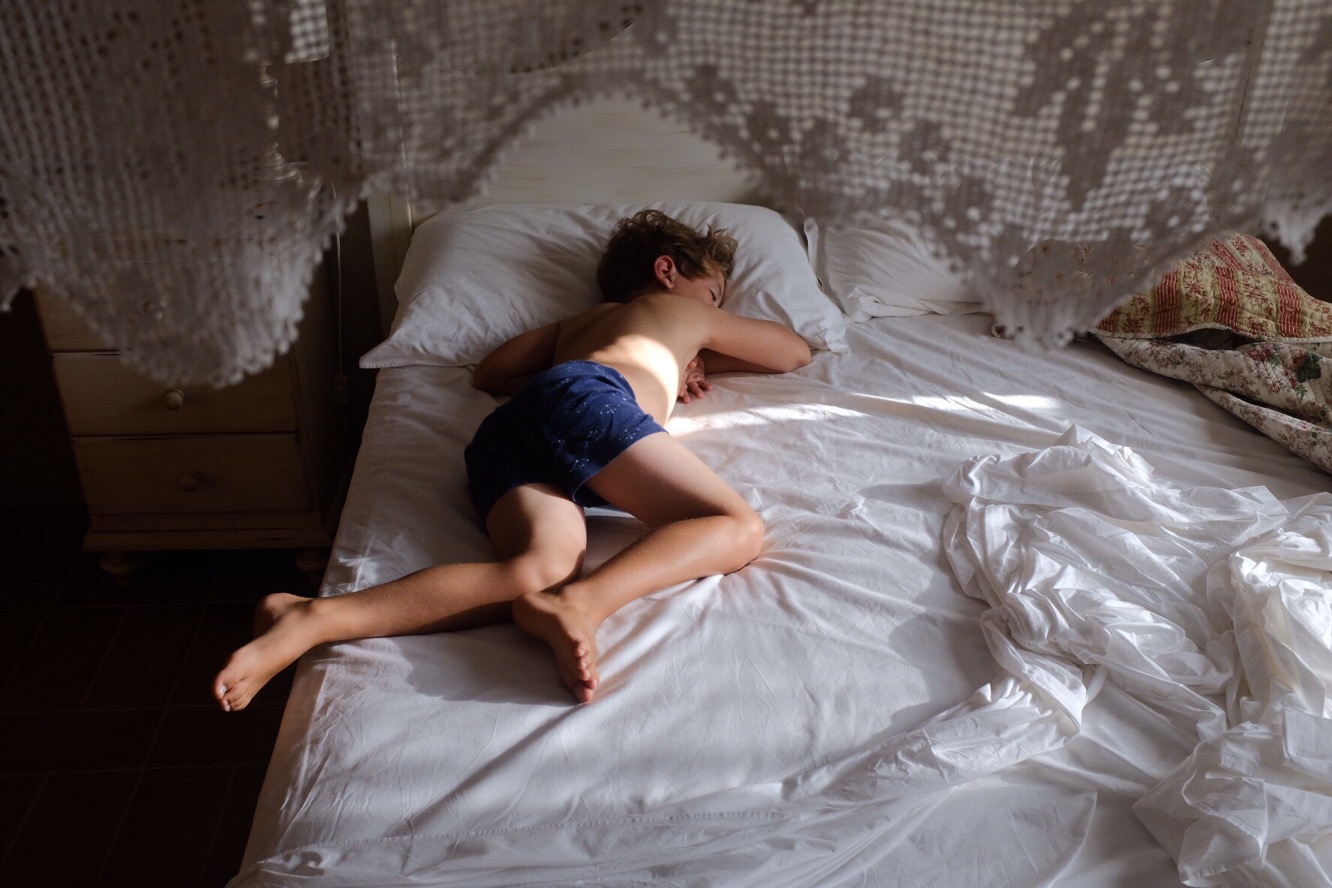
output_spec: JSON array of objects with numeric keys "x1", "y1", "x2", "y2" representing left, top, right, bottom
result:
[
  {"x1": 214, "y1": 483, "x2": 586, "y2": 712},
  {"x1": 577, "y1": 432, "x2": 764, "y2": 611},
  {"x1": 512, "y1": 432, "x2": 763, "y2": 702}
]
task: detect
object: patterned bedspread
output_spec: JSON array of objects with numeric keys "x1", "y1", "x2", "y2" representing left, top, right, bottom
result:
[{"x1": 1095, "y1": 234, "x2": 1332, "y2": 474}]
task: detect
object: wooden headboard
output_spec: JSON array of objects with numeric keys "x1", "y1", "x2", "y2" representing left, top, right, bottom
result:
[{"x1": 365, "y1": 95, "x2": 762, "y2": 334}]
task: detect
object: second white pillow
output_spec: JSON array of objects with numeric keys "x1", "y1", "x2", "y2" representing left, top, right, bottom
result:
[{"x1": 804, "y1": 216, "x2": 981, "y2": 321}]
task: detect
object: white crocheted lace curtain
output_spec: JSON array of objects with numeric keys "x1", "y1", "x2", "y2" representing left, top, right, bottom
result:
[{"x1": 3, "y1": 0, "x2": 1330, "y2": 385}]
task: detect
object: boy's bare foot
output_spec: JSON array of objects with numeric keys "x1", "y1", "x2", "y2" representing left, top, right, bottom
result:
[
  {"x1": 512, "y1": 590, "x2": 601, "y2": 703},
  {"x1": 213, "y1": 592, "x2": 316, "y2": 713}
]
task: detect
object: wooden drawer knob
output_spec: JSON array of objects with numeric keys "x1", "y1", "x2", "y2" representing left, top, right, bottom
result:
[
  {"x1": 179, "y1": 471, "x2": 203, "y2": 492},
  {"x1": 162, "y1": 388, "x2": 185, "y2": 410}
]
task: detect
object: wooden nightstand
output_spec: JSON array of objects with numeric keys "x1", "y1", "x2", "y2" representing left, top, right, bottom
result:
[{"x1": 34, "y1": 269, "x2": 347, "y2": 579}]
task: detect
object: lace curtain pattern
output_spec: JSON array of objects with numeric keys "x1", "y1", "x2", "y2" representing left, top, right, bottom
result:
[{"x1": 2, "y1": 0, "x2": 1330, "y2": 385}]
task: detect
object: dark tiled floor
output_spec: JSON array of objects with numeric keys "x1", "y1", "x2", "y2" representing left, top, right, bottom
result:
[{"x1": 0, "y1": 509, "x2": 315, "y2": 888}]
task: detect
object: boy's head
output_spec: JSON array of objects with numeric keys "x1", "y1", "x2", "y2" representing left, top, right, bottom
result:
[{"x1": 597, "y1": 209, "x2": 738, "y2": 304}]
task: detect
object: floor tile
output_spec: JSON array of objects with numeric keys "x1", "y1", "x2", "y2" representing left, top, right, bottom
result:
[
  {"x1": 202, "y1": 765, "x2": 268, "y2": 888},
  {"x1": 204, "y1": 550, "x2": 316, "y2": 603},
  {"x1": 174, "y1": 601, "x2": 295, "y2": 707},
  {"x1": 3, "y1": 770, "x2": 139, "y2": 886},
  {"x1": 0, "y1": 608, "x2": 46, "y2": 689},
  {"x1": 149, "y1": 706, "x2": 285, "y2": 769},
  {"x1": 0, "y1": 511, "x2": 83, "y2": 604},
  {"x1": 83, "y1": 605, "x2": 204, "y2": 709},
  {"x1": 0, "y1": 773, "x2": 44, "y2": 862},
  {"x1": 0, "y1": 709, "x2": 162, "y2": 774},
  {"x1": 0, "y1": 510, "x2": 26, "y2": 559},
  {"x1": 9, "y1": 509, "x2": 86, "y2": 564},
  {"x1": 0, "y1": 511, "x2": 295, "y2": 888},
  {"x1": 100, "y1": 767, "x2": 232, "y2": 888},
  {"x1": 0, "y1": 546, "x2": 75, "y2": 605},
  {"x1": 175, "y1": 602, "x2": 252, "y2": 708},
  {"x1": 58, "y1": 555, "x2": 155, "y2": 607},
  {"x1": 60, "y1": 551, "x2": 214, "y2": 608},
  {"x1": 0, "y1": 607, "x2": 124, "y2": 711}
]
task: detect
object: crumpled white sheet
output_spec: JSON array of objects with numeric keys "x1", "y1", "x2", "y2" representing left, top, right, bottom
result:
[
  {"x1": 232, "y1": 316, "x2": 1332, "y2": 888},
  {"x1": 943, "y1": 427, "x2": 1332, "y2": 887}
]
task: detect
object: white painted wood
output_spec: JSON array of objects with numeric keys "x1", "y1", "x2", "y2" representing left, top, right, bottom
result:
[
  {"x1": 35, "y1": 273, "x2": 345, "y2": 553},
  {"x1": 366, "y1": 190, "x2": 416, "y2": 335},
  {"x1": 52, "y1": 353, "x2": 296, "y2": 436},
  {"x1": 366, "y1": 94, "x2": 757, "y2": 330},
  {"x1": 463, "y1": 96, "x2": 755, "y2": 207}
]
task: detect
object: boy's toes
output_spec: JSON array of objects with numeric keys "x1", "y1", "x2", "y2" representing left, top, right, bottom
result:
[
  {"x1": 557, "y1": 659, "x2": 597, "y2": 704},
  {"x1": 582, "y1": 659, "x2": 602, "y2": 691},
  {"x1": 572, "y1": 673, "x2": 595, "y2": 704},
  {"x1": 215, "y1": 679, "x2": 250, "y2": 713}
]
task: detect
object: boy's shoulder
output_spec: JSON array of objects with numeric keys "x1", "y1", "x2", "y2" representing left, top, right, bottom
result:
[
  {"x1": 601, "y1": 292, "x2": 739, "y2": 333},
  {"x1": 629, "y1": 291, "x2": 723, "y2": 315},
  {"x1": 558, "y1": 301, "x2": 621, "y2": 325}
]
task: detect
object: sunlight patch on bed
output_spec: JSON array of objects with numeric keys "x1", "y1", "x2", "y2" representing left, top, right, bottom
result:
[
  {"x1": 911, "y1": 393, "x2": 1062, "y2": 415},
  {"x1": 986, "y1": 393, "x2": 1064, "y2": 411},
  {"x1": 670, "y1": 403, "x2": 867, "y2": 434}
]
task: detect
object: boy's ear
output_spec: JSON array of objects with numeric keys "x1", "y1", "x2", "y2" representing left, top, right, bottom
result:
[{"x1": 653, "y1": 255, "x2": 676, "y2": 288}]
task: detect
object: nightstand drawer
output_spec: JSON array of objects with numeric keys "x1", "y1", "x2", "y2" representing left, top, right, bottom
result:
[
  {"x1": 73, "y1": 435, "x2": 311, "y2": 514},
  {"x1": 52, "y1": 353, "x2": 296, "y2": 435},
  {"x1": 35, "y1": 263, "x2": 346, "y2": 561}
]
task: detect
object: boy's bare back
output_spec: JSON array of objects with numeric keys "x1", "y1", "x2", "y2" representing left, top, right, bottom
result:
[
  {"x1": 474, "y1": 273, "x2": 811, "y2": 425},
  {"x1": 563, "y1": 294, "x2": 807, "y2": 422}
]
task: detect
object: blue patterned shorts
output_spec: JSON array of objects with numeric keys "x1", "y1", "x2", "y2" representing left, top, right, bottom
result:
[{"x1": 464, "y1": 361, "x2": 666, "y2": 520}]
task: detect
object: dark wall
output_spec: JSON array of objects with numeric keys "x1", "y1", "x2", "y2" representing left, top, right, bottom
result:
[
  {"x1": 1265, "y1": 215, "x2": 1332, "y2": 302},
  {"x1": 331, "y1": 200, "x2": 384, "y2": 445},
  {"x1": 0, "y1": 289, "x2": 82, "y2": 510}
]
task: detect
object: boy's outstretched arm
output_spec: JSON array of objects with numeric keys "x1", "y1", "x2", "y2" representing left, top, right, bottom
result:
[
  {"x1": 472, "y1": 321, "x2": 559, "y2": 395},
  {"x1": 698, "y1": 349, "x2": 803, "y2": 375},
  {"x1": 703, "y1": 312, "x2": 812, "y2": 375}
]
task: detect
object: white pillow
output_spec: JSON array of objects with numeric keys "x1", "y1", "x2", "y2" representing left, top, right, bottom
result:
[
  {"x1": 361, "y1": 202, "x2": 847, "y2": 368},
  {"x1": 804, "y1": 216, "x2": 982, "y2": 321}
]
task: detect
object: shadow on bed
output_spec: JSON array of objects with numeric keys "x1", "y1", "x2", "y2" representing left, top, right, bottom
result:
[{"x1": 400, "y1": 629, "x2": 573, "y2": 706}]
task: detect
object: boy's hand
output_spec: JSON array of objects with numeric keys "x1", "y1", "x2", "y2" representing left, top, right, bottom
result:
[{"x1": 678, "y1": 356, "x2": 711, "y2": 404}]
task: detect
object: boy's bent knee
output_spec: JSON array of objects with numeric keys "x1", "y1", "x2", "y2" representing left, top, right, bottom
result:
[
  {"x1": 504, "y1": 552, "x2": 583, "y2": 597},
  {"x1": 722, "y1": 508, "x2": 765, "y2": 572}
]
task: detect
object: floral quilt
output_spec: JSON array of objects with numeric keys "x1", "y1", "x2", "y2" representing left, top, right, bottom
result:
[{"x1": 1095, "y1": 234, "x2": 1332, "y2": 474}]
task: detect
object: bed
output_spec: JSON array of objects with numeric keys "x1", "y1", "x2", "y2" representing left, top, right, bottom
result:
[{"x1": 228, "y1": 99, "x2": 1332, "y2": 887}]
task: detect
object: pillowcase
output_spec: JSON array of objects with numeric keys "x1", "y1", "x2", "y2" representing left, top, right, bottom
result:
[
  {"x1": 803, "y1": 216, "x2": 981, "y2": 321},
  {"x1": 361, "y1": 201, "x2": 847, "y2": 368}
]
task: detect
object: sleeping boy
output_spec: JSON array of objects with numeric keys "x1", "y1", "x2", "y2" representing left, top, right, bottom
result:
[{"x1": 214, "y1": 209, "x2": 812, "y2": 709}]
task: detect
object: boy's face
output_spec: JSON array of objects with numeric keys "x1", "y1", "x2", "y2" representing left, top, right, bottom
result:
[{"x1": 671, "y1": 264, "x2": 726, "y2": 308}]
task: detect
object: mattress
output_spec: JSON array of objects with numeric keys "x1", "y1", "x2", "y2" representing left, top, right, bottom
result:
[{"x1": 230, "y1": 313, "x2": 1332, "y2": 887}]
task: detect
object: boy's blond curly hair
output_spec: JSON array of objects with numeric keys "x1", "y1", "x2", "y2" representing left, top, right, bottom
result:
[{"x1": 597, "y1": 209, "x2": 738, "y2": 303}]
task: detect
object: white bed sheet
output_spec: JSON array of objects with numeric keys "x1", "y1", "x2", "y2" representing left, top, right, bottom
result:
[{"x1": 230, "y1": 313, "x2": 1330, "y2": 887}]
